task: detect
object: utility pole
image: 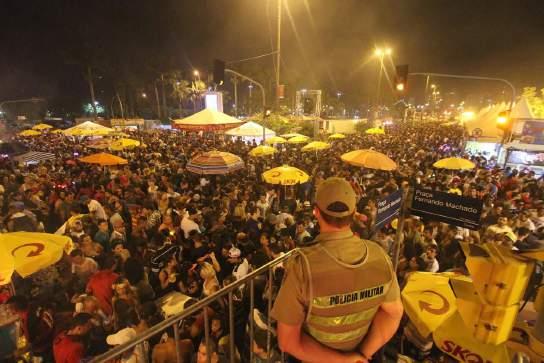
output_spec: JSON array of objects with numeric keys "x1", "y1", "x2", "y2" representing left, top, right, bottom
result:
[
  {"x1": 87, "y1": 66, "x2": 97, "y2": 117},
  {"x1": 275, "y1": 0, "x2": 282, "y2": 109},
  {"x1": 161, "y1": 74, "x2": 167, "y2": 120},
  {"x1": 154, "y1": 81, "x2": 161, "y2": 120},
  {"x1": 232, "y1": 76, "x2": 239, "y2": 117}
]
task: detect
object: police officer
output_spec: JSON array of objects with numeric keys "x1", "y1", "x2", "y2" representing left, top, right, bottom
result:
[{"x1": 271, "y1": 177, "x2": 403, "y2": 363}]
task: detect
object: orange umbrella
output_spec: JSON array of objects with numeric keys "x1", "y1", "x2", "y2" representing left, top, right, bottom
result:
[{"x1": 79, "y1": 152, "x2": 128, "y2": 166}]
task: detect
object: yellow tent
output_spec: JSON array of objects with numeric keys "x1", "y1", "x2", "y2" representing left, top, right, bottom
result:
[{"x1": 0, "y1": 232, "x2": 72, "y2": 284}]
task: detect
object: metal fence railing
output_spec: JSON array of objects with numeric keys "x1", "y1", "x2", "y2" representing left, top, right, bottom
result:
[{"x1": 91, "y1": 249, "x2": 299, "y2": 363}]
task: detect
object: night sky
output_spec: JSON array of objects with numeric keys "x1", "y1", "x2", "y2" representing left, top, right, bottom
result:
[{"x1": 1, "y1": 0, "x2": 543, "y2": 113}]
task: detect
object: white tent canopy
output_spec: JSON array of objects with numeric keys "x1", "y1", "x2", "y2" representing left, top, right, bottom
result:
[
  {"x1": 172, "y1": 109, "x2": 243, "y2": 131},
  {"x1": 464, "y1": 103, "x2": 508, "y2": 142},
  {"x1": 63, "y1": 121, "x2": 114, "y2": 136},
  {"x1": 464, "y1": 98, "x2": 538, "y2": 142},
  {"x1": 510, "y1": 97, "x2": 534, "y2": 120},
  {"x1": 225, "y1": 121, "x2": 276, "y2": 138}
]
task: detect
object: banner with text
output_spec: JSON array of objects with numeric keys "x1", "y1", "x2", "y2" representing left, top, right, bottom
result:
[
  {"x1": 375, "y1": 190, "x2": 403, "y2": 230},
  {"x1": 411, "y1": 188, "x2": 483, "y2": 230}
]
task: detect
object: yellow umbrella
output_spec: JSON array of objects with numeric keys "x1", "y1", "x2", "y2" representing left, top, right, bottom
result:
[
  {"x1": 265, "y1": 136, "x2": 287, "y2": 144},
  {"x1": 51, "y1": 129, "x2": 64, "y2": 134},
  {"x1": 402, "y1": 272, "x2": 458, "y2": 337},
  {"x1": 433, "y1": 157, "x2": 475, "y2": 170},
  {"x1": 301, "y1": 141, "x2": 331, "y2": 152},
  {"x1": 18, "y1": 129, "x2": 41, "y2": 137},
  {"x1": 249, "y1": 145, "x2": 277, "y2": 157},
  {"x1": 262, "y1": 165, "x2": 310, "y2": 185},
  {"x1": 32, "y1": 123, "x2": 53, "y2": 130},
  {"x1": 328, "y1": 133, "x2": 346, "y2": 139},
  {"x1": 280, "y1": 132, "x2": 307, "y2": 138},
  {"x1": 108, "y1": 131, "x2": 131, "y2": 137},
  {"x1": 109, "y1": 138, "x2": 141, "y2": 151},
  {"x1": 365, "y1": 127, "x2": 385, "y2": 135},
  {"x1": 0, "y1": 232, "x2": 73, "y2": 284},
  {"x1": 287, "y1": 135, "x2": 310, "y2": 144},
  {"x1": 341, "y1": 149, "x2": 397, "y2": 171},
  {"x1": 79, "y1": 152, "x2": 128, "y2": 166}
]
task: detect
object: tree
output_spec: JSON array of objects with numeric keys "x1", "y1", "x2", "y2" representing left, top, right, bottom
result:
[
  {"x1": 354, "y1": 119, "x2": 371, "y2": 134},
  {"x1": 169, "y1": 76, "x2": 192, "y2": 118},
  {"x1": 522, "y1": 87, "x2": 544, "y2": 118}
]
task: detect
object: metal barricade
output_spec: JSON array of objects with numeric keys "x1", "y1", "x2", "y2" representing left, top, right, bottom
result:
[{"x1": 91, "y1": 249, "x2": 299, "y2": 363}]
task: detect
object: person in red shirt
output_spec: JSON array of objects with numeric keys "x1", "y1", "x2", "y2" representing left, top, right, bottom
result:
[
  {"x1": 86, "y1": 255, "x2": 119, "y2": 316},
  {"x1": 53, "y1": 313, "x2": 92, "y2": 363}
]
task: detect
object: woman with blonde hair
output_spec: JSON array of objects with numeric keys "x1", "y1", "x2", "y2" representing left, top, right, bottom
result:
[{"x1": 200, "y1": 262, "x2": 220, "y2": 297}]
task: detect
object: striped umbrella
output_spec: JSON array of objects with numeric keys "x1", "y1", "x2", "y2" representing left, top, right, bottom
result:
[
  {"x1": 14, "y1": 151, "x2": 55, "y2": 165},
  {"x1": 186, "y1": 151, "x2": 244, "y2": 175}
]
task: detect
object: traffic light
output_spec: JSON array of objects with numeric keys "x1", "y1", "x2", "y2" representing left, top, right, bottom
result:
[
  {"x1": 496, "y1": 111, "x2": 511, "y2": 131},
  {"x1": 303, "y1": 97, "x2": 314, "y2": 115},
  {"x1": 213, "y1": 59, "x2": 225, "y2": 85},
  {"x1": 395, "y1": 64, "x2": 409, "y2": 92}
]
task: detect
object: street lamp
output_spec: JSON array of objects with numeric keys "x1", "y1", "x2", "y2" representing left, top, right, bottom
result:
[
  {"x1": 373, "y1": 47, "x2": 392, "y2": 105},
  {"x1": 141, "y1": 93, "x2": 147, "y2": 98}
]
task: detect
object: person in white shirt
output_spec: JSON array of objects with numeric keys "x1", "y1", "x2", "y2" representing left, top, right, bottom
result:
[
  {"x1": 84, "y1": 197, "x2": 108, "y2": 221},
  {"x1": 256, "y1": 195, "x2": 270, "y2": 217},
  {"x1": 486, "y1": 216, "x2": 514, "y2": 235},
  {"x1": 180, "y1": 207, "x2": 201, "y2": 239},
  {"x1": 70, "y1": 249, "x2": 98, "y2": 283},
  {"x1": 106, "y1": 310, "x2": 148, "y2": 363},
  {"x1": 229, "y1": 247, "x2": 249, "y2": 281},
  {"x1": 420, "y1": 245, "x2": 439, "y2": 273}
]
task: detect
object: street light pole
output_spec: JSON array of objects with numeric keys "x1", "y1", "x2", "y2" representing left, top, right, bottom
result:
[
  {"x1": 275, "y1": 0, "x2": 282, "y2": 108},
  {"x1": 376, "y1": 55, "x2": 384, "y2": 105}
]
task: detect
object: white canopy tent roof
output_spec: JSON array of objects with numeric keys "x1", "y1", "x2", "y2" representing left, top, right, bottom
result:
[
  {"x1": 463, "y1": 98, "x2": 541, "y2": 143},
  {"x1": 463, "y1": 102, "x2": 508, "y2": 142},
  {"x1": 63, "y1": 121, "x2": 114, "y2": 136},
  {"x1": 172, "y1": 109, "x2": 243, "y2": 131},
  {"x1": 510, "y1": 97, "x2": 534, "y2": 120},
  {"x1": 225, "y1": 121, "x2": 276, "y2": 138}
]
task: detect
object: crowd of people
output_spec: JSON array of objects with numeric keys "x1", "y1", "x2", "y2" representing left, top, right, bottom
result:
[{"x1": 0, "y1": 119, "x2": 543, "y2": 362}]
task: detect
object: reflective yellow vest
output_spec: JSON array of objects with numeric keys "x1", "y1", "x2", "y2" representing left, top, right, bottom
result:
[{"x1": 299, "y1": 237, "x2": 394, "y2": 351}]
